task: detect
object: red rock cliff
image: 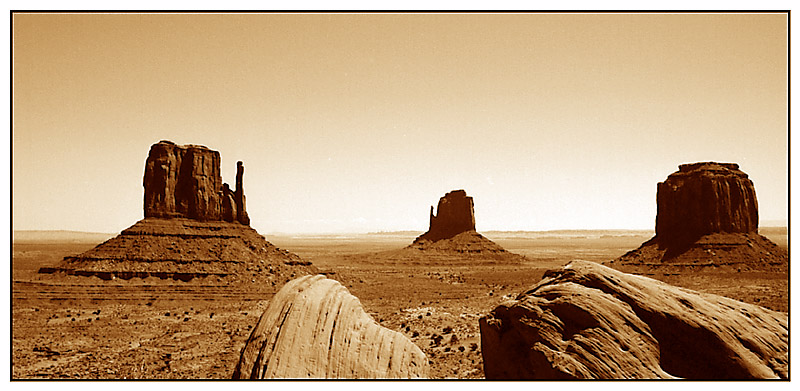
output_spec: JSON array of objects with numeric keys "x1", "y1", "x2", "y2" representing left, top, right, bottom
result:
[
  {"x1": 143, "y1": 140, "x2": 249, "y2": 224},
  {"x1": 655, "y1": 162, "x2": 758, "y2": 246}
]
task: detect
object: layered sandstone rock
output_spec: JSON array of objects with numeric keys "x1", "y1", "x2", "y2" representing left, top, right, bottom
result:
[
  {"x1": 406, "y1": 231, "x2": 514, "y2": 258},
  {"x1": 607, "y1": 162, "x2": 786, "y2": 272},
  {"x1": 43, "y1": 218, "x2": 314, "y2": 284},
  {"x1": 479, "y1": 261, "x2": 788, "y2": 379},
  {"x1": 233, "y1": 275, "x2": 429, "y2": 379},
  {"x1": 41, "y1": 141, "x2": 314, "y2": 285},
  {"x1": 611, "y1": 232, "x2": 787, "y2": 273},
  {"x1": 143, "y1": 140, "x2": 248, "y2": 224}
]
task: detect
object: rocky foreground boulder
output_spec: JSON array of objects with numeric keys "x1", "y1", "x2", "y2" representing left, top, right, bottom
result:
[
  {"x1": 479, "y1": 261, "x2": 788, "y2": 379},
  {"x1": 233, "y1": 275, "x2": 429, "y2": 379}
]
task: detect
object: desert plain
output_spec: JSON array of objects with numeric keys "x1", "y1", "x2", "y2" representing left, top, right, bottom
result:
[{"x1": 11, "y1": 227, "x2": 788, "y2": 379}]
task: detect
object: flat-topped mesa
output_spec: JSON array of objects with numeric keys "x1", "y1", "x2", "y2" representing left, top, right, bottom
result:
[
  {"x1": 143, "y1": 140, "x2": 249, "y2": 225},
  {"x1": 655, "y1": 162, "x2": 758, "y2": 246},
  {"x1": 607, "y1": 161, "x2": 785, "y2": 273},
  {"x1": 417, "y1": 189, "x2": 476, "y2": 242}
]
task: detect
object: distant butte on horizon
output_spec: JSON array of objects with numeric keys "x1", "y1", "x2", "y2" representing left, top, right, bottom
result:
[
  {"x1": 414, "y1": 189, "x2": 476, "y2": 243},
  {"x1": 397, "y1": 189, "x2": 525, "y2": 262}
]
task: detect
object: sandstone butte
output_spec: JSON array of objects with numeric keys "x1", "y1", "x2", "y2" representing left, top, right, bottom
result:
[
  {"x1": 386, "y1": 190, "x2": 525, "y2": 263},
  {"x1": 233, "y1": 275, "x2": 429, "y2": 379},
  {"x1": 143, "y1": 140, "x2": 249, "y2": 224},
  {"x1": 606, "y1": 162, "x2": 787, "y2": 273},
  {"x1": 40, "y1": 140, "x2": 316, "y2": 285},
  {"x1": 479, "y1": 260, "x2": 788, "y2": 380}
]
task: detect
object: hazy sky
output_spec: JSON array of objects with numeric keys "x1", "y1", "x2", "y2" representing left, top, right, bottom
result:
[{"x1": 12, "y1": 13, "x2": 788, "y2": 234}]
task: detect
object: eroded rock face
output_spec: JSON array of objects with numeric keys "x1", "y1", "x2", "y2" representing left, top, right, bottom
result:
[
  {"x1": 143, "y1": 140, "x2": 249, "y2": 224},
  {"x1": 233, "y1": 275, "x2": 429, "y2": 379},
  {"x1": 416, "y1": 190, "x2": 475, "y2": 242},
  {"x1": 479, "y1": 261, "x2": 788, "y2": 380},
  {"x1": 40, "y1": 140, "x2": 314, "y2": 285},
  {"x1": 607, "y1": 162, "x2": 786, "y2": 272},
  {"x1": 655, "y1": 162, "x2": 758, "y2": 246}
]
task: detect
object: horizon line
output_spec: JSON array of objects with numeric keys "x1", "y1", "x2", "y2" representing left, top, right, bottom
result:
[{"x1": 12, "y1": 225, "x2": 790, "y2": 237}]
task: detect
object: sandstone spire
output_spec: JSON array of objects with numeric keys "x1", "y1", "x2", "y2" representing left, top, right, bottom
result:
[
  {"x1": 234, "y1": 161, "x2": 250, "y2": 225},
  {"x1": 400, "y1": 190, "x2": 524, "y2": 262}
]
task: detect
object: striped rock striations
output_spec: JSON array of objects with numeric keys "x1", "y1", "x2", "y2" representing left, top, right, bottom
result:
[
  {"x1": 43, "y1": 218, "x2": 314, "y2": 283},
  {"x1": 479, "y1": 261, "x2": 788, "y2": 379},
  {"x1": 233, "y1": 275, "x2": 429, "y2": 379},
  {"x1": 608, "y1": 162, "x2": 786, "y2": 272}
]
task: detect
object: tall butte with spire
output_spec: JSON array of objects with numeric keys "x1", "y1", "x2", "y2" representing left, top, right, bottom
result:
[
  {"x1": 607, "y1": 162, "x2": 787, "y2": 273},
  {"x1": 142, "y1": 141, "x2": 250, "y2": 224},
  {"x1": 40, "y1": 140, "x2": 316, "y2": 287}
]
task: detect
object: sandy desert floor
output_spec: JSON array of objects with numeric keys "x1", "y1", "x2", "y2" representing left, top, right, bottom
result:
[{"x1": 11, "y1": 230, "x2": 789, "y2": 379}]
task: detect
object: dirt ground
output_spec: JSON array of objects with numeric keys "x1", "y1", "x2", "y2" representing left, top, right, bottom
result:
[{"x1": 11, "y1": 231, "x2": 789, "y2": 379}]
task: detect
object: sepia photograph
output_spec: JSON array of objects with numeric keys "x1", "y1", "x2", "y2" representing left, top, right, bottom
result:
[{"x1": 10, "y1": 11, "x2": 789, "y2": 380}]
